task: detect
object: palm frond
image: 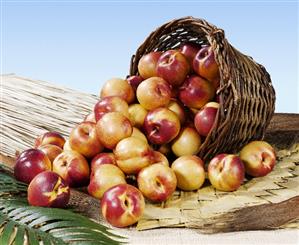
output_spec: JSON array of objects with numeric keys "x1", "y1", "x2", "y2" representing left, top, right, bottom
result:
[
  {"x1": 0, "y1": 165, "x2": 126, "y2": 245},
  {"x1": 0, "y1": 174, "x2": 27, "y2": 197}
]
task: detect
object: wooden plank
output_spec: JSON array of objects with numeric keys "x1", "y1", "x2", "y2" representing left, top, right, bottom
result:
[
  {"x1": 185, "y1": 196, "x2": 299, "y2": 233},
  {"x1": 265, "y1": 113, "x2": 299, "y2": 149},
  {"x1": 267, "y1": 113, "x2": 299, "y2": 132}
]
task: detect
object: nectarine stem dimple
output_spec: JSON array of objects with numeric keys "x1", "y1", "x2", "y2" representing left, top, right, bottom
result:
[
  {"x1": 218, "y1": 161, "x2": 224, "y2": 172},
  {"x1": 149, "y1": 126, "x2": 160, "y2": 138},
  {"x1": 261, "y1": 152, "x2": 271, "y2": 168},
  {"x1": 169, "y1": 55, "x2": 175, "y2": 64},
  {"x1": 156, "y1": 85, "x2": 168, "y2": 97},
  {"x1": 155, "y1": 178, "x2": 164, "y2": 191},
  {"x1": 62, "y1": 160, "x2": 68, "y2": 167},
  {"x1": 82, "y1": 128, "x2": 90, "y2": 136},
  {"x1": 124, "y1": 198, "x2": 129, "y2": 208},
  {"x1": 122, "y1": 196, "x2": 134, "y2": 214},
  {"x1": 156, "y1": 180, "x2": 161, "y2": 187}
]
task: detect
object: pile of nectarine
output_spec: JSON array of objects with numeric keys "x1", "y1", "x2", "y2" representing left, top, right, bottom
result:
[{"x1": 13, "y1": 43, "x2": 276, "y2": 228}]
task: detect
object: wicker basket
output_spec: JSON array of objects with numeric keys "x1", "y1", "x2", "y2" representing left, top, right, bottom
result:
[{"x1": 130, "y1": 16, "x2": 276, "y2": 160}]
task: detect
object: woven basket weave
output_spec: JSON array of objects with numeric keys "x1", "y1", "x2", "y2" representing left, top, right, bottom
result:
[{"x1": 130, "y1": 16, "x2": 276, "y2": 160}]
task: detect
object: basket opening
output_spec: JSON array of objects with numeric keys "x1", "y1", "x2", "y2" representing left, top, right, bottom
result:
[{"x1": 152, "y1": 27, "x2": 209, "y2": 53}]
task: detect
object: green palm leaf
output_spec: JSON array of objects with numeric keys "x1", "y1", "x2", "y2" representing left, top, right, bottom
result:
[
  {"x1": 0, "y1": 174, "x2": 28, "y2": 196},
  {"x1": 0, "y1": 165, "x2": 126, "y2": 245}
]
